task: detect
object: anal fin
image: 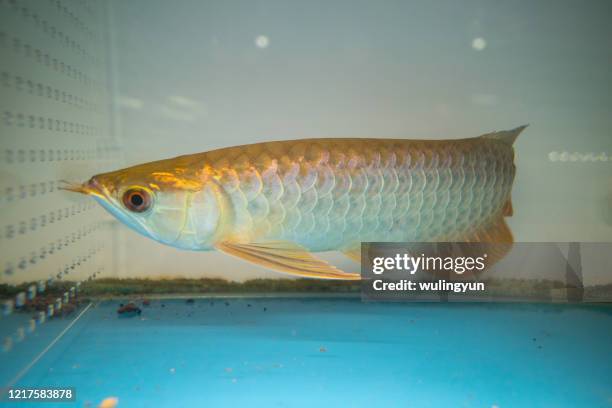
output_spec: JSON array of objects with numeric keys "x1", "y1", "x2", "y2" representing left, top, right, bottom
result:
[
  {"x1": 215, "y1": 240, "x2": 361, "y2": 280},
  {"x1": 502, "y1": 195, "x2": 513, "y2": 217},
  {"x1": 413, "y1": 215, "x2": 514, "y2": 279},
  {"x1": 462, "y1": 214, "x2": 514, "y2": 269}
]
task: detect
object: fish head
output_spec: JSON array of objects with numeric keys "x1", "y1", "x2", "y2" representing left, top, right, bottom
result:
[{"x1": 63, "y1": 161, "x2": 227, "y2": 250}]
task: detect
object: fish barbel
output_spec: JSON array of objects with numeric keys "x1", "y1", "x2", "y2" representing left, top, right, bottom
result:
[{"x1": 64, "y1": 126, "x2": 526, "y2": 279}]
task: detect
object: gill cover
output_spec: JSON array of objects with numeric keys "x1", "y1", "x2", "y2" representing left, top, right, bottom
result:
[{"x1": 111, "y1": 180, "x2": 226, "y2": 250}]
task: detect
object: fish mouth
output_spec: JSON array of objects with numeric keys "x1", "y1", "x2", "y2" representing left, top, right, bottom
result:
[
  {"x1": 59, "y1": 178, "x2": 107, "y2": 199},
  {"x1": 61, "y1": 179, "x2": 156, "y2": 239}
]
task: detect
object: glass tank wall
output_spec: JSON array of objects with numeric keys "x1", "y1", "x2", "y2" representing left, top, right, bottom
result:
[{"x1": 0, "y1": 0, "x2": 122, "y2": 384}]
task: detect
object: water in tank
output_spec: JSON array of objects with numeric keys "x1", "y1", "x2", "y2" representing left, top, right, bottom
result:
[{"x1": 1, "y1": 1, "x2": 611, "y2": 407}]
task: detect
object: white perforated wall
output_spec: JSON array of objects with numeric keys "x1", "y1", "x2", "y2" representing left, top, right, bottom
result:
[{"x1": 0, "y1": 0, "x2": 121, "y2": 301}]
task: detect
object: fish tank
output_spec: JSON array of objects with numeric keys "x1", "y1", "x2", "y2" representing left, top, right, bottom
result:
[{"x1": 1, "y1": 1, "x2": 611, "y2": 407}]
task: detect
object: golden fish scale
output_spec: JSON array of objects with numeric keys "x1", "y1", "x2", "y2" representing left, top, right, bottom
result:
[{"x1": 196, "y1": 138, "x2": 515, "y2": 250}]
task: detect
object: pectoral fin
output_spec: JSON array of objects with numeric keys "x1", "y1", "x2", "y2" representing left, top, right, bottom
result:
[
  {"x1": 215, "y1": 240, "x2": 361, "y2": 280},
  {"x1": 341, "y1": 245, "x2": 362, "y2": 264}
]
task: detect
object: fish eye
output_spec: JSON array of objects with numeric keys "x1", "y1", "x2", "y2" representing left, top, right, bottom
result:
[{"x1": 122, "y1": 188, "x2": 152, "y2": 213}]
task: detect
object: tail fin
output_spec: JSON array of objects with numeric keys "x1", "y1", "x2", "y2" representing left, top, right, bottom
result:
[{"x1": 480, "y1": 125, "x2": 528, "y2": 145}]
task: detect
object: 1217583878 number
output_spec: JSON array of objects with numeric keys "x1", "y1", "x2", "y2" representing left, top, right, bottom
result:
[{"x1": 3, "y1": 387, "x2": 75, "y2": 402}]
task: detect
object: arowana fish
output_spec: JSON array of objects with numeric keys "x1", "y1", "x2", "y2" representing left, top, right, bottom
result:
[{"x1": 63, "y1": 126, "x2": 527, "y2": 280}]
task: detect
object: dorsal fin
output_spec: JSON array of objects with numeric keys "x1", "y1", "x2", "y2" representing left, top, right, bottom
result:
[{"x1": 480, "y1": 125, "x2": 528, "y2": 145}]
